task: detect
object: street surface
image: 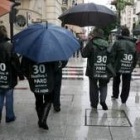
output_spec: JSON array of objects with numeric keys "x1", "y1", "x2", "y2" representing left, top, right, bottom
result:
[{"x1": 0, "y1": 56, "x2": 140, "y2": 140}]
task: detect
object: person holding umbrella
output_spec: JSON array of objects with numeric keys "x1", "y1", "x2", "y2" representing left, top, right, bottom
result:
[
  {"x1": 21, "y1": 57, "x2": 55, "y2": 130},
  {"x1": 52, "y1": 60, "x2": 67, "y2": 112},
  {"x1": 0, "y1": 25, "x2": 24, "y2": 124},
  {"x1": 51, "y1": 23, "x2": 68, "y2": 112},
  {"x1": 13, "y1": 23, "x2": 80, "y2": 129},
  {"x1": 81, "y1": 28, "x2": 113, "y2": 110}
]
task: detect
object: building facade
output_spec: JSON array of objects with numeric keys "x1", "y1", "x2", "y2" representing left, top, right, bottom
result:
[
  {"x1": 120, "y1": 0, "x2": 140, "y2": 34},
  {"x1": 0, "y1": 0, "x2": 84, "y2": 37}
]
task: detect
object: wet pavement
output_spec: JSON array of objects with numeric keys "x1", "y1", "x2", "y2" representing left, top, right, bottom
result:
[{"x1": 0, "y1": 57, "x2": 140, "y2": 140}]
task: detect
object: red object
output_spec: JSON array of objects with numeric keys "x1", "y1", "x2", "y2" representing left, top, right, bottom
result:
[
  {"x1": 0, "y1": 0, "x2": 13, "y2": 17},
  {"x1": 136, "y1": 41, "x2": 140, "y2": 53}
]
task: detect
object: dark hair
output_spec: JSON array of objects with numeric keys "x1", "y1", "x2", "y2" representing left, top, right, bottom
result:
[
  {"x1": 0, "y1": 25, "x2": 8, "y2": 39},
  {"x1": 92, "y1": 28, "x2": 104, "y2": 38},
  {"x1": 121, "y1": 27, "x2": 130, "y2": 36}
]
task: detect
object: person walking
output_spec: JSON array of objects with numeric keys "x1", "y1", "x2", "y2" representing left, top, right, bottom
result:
[
  {"x1": 0, "y1": 25, "x2": 24, "y2": 123},
  {"x1": 81, "y1": 28, "x2": 113, "y2": 110},
  {"x1": 111, "y1": 27, "x2": 137, "y2": 104},
  {"x1": 52, "y1": 61, "x2": 67, "y2": 112},
  {"x1": 21, "y1": 57, "x2": 55, "y2": 130}
]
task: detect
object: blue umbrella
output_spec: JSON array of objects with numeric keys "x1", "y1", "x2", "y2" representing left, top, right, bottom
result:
[{"x1": 13, "y1": 23, "x2": 81, "y2": 63}]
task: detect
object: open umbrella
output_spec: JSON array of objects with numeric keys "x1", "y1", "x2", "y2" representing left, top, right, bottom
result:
[
  {"x1": 133, "y1": 25, "x2": 140, "y2": 35},
  {"x1": 0, "y1": 0, "x2": 13, "y2": 17},
  {"x1": 58, "y1": 3, "x2": 116, "y2": 27},
  {"x1": 13, "y1": 23, "x2": 81, "y2": 63}
]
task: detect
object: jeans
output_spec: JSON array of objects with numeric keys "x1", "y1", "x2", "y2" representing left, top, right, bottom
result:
[
  {"x1": 0, "y1": 89, "x2": 15, "y2": 121},
  {"x1": 89, "y1": 78, "x2": 108, "y2": 107}
]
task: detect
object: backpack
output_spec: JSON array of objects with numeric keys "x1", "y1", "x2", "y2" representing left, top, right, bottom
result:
[{"x1": 93, "y1": 44, "x2": 109, "y2": 79}]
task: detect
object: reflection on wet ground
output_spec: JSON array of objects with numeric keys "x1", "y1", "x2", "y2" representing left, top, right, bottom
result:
[{"x1": 0, "y1": 57, "x2": 140, "y2": 140}]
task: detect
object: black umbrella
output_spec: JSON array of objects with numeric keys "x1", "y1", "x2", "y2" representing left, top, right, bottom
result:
[
  {"x1": 133, "y1": 25, "x2": 140, "y2": 35},
  {"x1": 58, "y1": 3, "x2": 116, "y2": 27}
]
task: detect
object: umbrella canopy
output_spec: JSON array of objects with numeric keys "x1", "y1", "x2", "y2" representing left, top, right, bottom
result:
[
  {"x1": 0, "y1": 0, "x2": 13, "y2": 17},
  {"x1": 13, "y1": 23, "x2": 81, "y2": 63},
  {"x1": 58, "y1": 3, "x2": 116, "y2": 27},
  {"x1": 133, "y1": 25, "x2": 140, "y2": 35}
]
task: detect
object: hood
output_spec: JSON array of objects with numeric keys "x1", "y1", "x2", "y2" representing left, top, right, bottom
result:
[{"x1": 92, "y1": 38, "x2": 109, "y2": 49}]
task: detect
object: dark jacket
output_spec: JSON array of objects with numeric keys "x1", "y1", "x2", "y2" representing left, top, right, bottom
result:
[
  {"x1": 81, "y1": 37, "x2": 113, "y2": 78},
  {"x1": 21, "y1": 57, "x2": 55, "y2": 94},
  {"x1": 110, "y1": 36, "x2": 137, "y2": 73},
  {"x1": 0, "y1": 38, "x2": 23, "y2": 89},
  {"x1": 54, "y1": 61, "x2": 68, "y2": 72}
]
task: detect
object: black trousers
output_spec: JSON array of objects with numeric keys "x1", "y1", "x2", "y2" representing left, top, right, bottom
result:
[
  {"x1": 112, "y1": 73, "x2": 131, "y2": 103},
  {"x1": 34, "y1": 93, "x2": 52, "y2": 109},
  {"x1": 53, "y1": 69, "x2": 62, "y2": 107}
]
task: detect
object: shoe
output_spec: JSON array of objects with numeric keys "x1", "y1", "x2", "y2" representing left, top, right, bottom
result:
[
  {"x1": 6, "y1": 117, "x2": 16, "y2": 123},
  {"x1": 100, "y1": 102, "x2": 108, "y2": 110},
  {"x1": 111, "y1": 96, "x2": 118, "y2": 100},
  {"x1": 38, "y1": 121, "x2": 49, "y2": 130},
  {"x1": 121, "y1": 100, "x2": 126, "y2": 104},
  {"x1": 39, "y1": 103, "x2": 51, "y2": 130},
  {"x1": 54, "y1": 106, "x2": 61, "y2": 112},
  {"x1": 91, "y1": 105, "x2": 97, "y2": 109}
]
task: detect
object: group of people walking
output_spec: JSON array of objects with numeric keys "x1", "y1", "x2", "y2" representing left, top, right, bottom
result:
[
  {"x1": 82, "y1": 27, "x2": 137, "y2": 110},
  {"x1": 0, "y1": 24, "x2": 138, "y2": 130},
  {"x1": 0, "y1": 25, "x2": 66, "y2": 130}
]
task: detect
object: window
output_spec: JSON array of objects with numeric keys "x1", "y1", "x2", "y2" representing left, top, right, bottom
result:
[{"x1": 15, "y1": 15, "x2": 26, "y2": 28}]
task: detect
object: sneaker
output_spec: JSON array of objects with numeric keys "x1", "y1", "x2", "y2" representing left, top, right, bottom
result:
[
  {"x1": 100, "y1": 102, "x2": 108, "y2": 110},
  {"x1": 54, "y1": 106, "x2": 61, "y2": 112},
  {"x1": 6, "y1": 117, "x2": 16, "y2": 123}
]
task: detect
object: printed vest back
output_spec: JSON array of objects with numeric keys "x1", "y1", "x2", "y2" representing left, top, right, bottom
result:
[
  {"x1": 117, "y1": 50, "x2": 134, "y2": 74},
  {"x1": 28, "y1": 63, "x2": 53, "y2": 94},
  {"x1": 0, "y1": 61, "x2": 12, "y2": 89},
  {"x1": 93, "y1": 45, "x2": 109, "y2": 79}
]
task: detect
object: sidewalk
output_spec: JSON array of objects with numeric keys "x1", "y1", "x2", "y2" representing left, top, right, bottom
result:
[{"x1": 0, "y1": 57, "x2": 140, "y2": 140}]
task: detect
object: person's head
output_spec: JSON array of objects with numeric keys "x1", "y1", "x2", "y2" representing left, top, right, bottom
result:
[
  {"x1": 121, "y1": 27, "x2": 130, "y2": 36},
  {"x1": 0, "y1": 25, "x2": 8, "y2": 39},
  {"x1": 92, "y1": 28, "x2": 104, "y2": 38}
]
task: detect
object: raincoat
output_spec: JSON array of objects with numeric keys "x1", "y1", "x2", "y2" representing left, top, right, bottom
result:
[
  {"x1": 0, "y1": 38, "x2": 24, "y2": 89},
  {"x1": 82, "y1": 37, "x2": 115, "y2": 79},
  {"x1": 110, "y1": 36, "x2": 137, "y2": 73}
]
